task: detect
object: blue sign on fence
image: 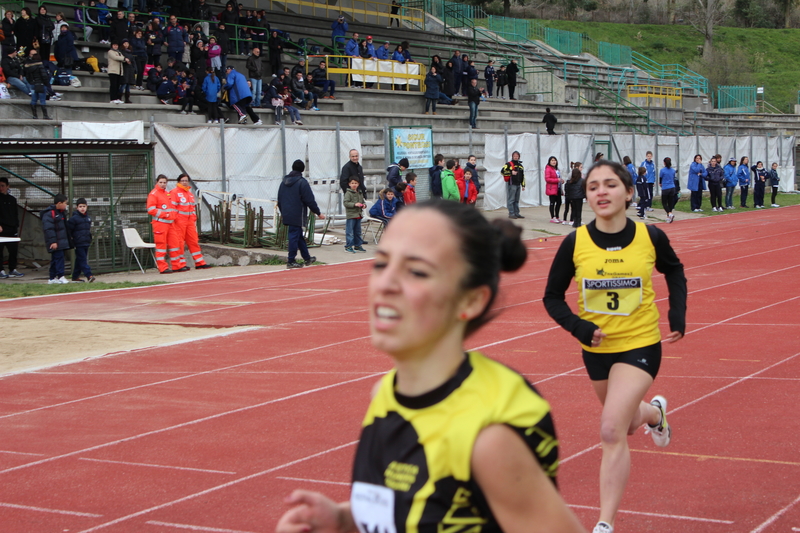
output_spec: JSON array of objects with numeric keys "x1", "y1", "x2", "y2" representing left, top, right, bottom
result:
[{"x1": 390, "y1": 127, "x2": 434, "y2": 169}]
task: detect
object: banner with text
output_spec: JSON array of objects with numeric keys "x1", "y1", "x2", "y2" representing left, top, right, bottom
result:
[{"x1": 390, "y1": 126, "x2": 433, "y2": 169}]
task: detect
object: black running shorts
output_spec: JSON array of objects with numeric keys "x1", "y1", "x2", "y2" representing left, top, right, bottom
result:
[{"x1": 582, "y1": 342, "x2": 662, "y2": 381}]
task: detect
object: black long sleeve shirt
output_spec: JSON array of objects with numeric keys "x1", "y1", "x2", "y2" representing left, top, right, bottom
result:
[{"x1": 543, "y1": 219, "x2": 687, "y2": 346}]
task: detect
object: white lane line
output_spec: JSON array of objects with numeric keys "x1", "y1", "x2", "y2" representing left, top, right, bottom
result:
[
  {"x1": 568, "y1": 503, "x2": 733, "y2": 524},
  {"x1": 276, "y1": 476, "x2": 350, "y2": 486},
  {"x1": 0, "y1": 326, "x2": 263, "y2": 379},
  {"x1": 0, "y1": 450, "x2": 46, "y2": 456},
  {"x1": 687, "y1": 295, "x2": 800, "y2": 336},
  {"x1": 145, "y1": 520, "x2": 259, "y2": 533},
  {"x1": 0, "y1": 501, "x2": 102, "y2": 517},
  {"x1": 0, "y1": 335, "x2": 372, "y2": 421},
  {"x1": 78, "y1": 457, "x2": 236, "y2": 475},
  {"x1": 561, "y1": 348, "x2": 800, "y2": 466},
  {"x1": 469, "y1": 326, "x2": 563, "y2": 350},
  {"x1": 77, "y1": 440, "x2": 359, "y2": 533},
  {"x1": 0, "y1": 375, "x2": 379, "y2": 476},
  {"x1": 750, "y1": 492, "x2": 800, "y2": 532}
]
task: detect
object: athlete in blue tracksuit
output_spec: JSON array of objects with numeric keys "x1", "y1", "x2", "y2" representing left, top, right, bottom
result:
[{"x1": 723, "y1": 157, "x2": 737, "y2": 209}]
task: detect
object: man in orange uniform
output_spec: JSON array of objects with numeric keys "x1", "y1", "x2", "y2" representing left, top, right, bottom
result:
[
  {"x1": 146, "y1": 174, "x2": 186, "y2": 274},
  {"x1": 171, "y1": 173, "x2": 211, "y2": 270}
]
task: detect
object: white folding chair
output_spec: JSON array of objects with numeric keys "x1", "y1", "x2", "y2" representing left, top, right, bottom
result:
[
  {"x1": 361, "y1": 202, "x2": 386, "y2": 245},
  {"x1": 123, "y1": 227, "x2": 156, "y2": 274}
]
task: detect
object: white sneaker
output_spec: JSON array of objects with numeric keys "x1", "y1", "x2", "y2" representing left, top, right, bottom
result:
[
  {"x1": 58, "y1": 276, "x2": 70, "y2": 284},
  {"x1": 667, "y1": 213, "x2": 674, "y2": 224},
  {"x1": 631, "y1": 202, "x2": 637, "y2": 207},
  {"x1": 646, "y1": 207, "x2": 654, "y2": 211},
  {"x1": 48, "y1": 278, "x2": 59, "y2": 284},
  {"x1": 253, "y1": 119, "x2": 263, "y2": 125},
  {"x1": 238, "y1": 115, "x2": 247, "y2": 124},
  {"x1": 8, "y1": 269, "x2": 24, "y2": 277},
  {"x1": 645, "y1": 395, "x2": 671, "y2": 447},
  {"x1": 771, "y1": 204, "x2": 780, "y2": 207},
  {"x1": 207, "y1": 120, "x2": 212, "y2": 123},
  {"x1": 0, "y1": 270, "x2": 7, "y2": 278},
  {"x1": 593, "y1": 522, "x2": 613, "y2": 533}
]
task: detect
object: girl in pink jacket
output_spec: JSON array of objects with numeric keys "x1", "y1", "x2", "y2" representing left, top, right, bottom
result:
[{"x1": 545, "y1": 156, "x2": 564, "y2": 223}]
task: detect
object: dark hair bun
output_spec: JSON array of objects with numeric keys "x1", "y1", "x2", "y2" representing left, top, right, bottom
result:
[{"x1": 491, "y1": 219, "x2": 527, "y2": 272}]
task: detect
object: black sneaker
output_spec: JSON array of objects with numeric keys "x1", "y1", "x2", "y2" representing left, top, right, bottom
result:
[
  {"x1": 287, "y1": 261, "x2": 304, "y2": 269},
  {"x1": 195, "y1": 264, "x2": 212, "y2": 269},
  {"x1": 304, "y1": 256, "x2": 316, "y2": 266},
  {"x1": 176, "y1": 266, "x2": 191, "y2": 272},
  {"x1": 160, "y1": 269, "x2": 174, "y2": 274},
  {"x1": 516, "y1": 214, "x2": 525, "y2": 218}
]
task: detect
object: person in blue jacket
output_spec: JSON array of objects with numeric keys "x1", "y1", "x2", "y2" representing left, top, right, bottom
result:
[
  {"x1": 450, "y1": 50, "x2": 463, "y2": 95},
  {"x1": 66, "y1": 198, "x2": 95, "y2": 282},
  {"x1": 640, "y1": 151, "x2": 656, "y2": 211},
  {"x1": 376, "y1": 40, "x2": 390, "y2": 60},
  {"x1": 723, "y1": 157, "x2": 737, "y2": 209},
  {"x1": 202, "y1": 67, "x2": 222, "y2": 123},
  {"x1": 429, "y1": 154, "x2": 444, "y2": 198},
  {"x1": 330, "y1": 15, "x2": 348, "y2": 54},
  {"x1": 164, "y1": 15, "x2": 188, "y2": 65},
  {"x1": 736, "y1": 156, "x2": 750, "y2": 208},
  {"x1": 369, "y1": 188, "x2": 398, "y2": 223},
  {"x1": 344, "y1": 32, "x2": 360, "y2": 57},
  {"x1": 42, "y1": 194, "x2": 72, "y2": 284},
  {"x1": 386, "y1": 158, "x2": 408, "y2": 189},
  {"x1": 659, "y1": 157, "x2": 677, "y2": 223},
  {"x1": 484, "y1": 60, "x2": 495, "y2": 97},
  {"x1": 277, "y1": 160, "x2": 324, "y2": 269},
  {"x1": 392, "y1": 44, "x2": 406, "y2": 63},
  {"x1": 750, "y1": 161, "x2": 768, "y2": 209},
  {"x1": 687, "y1": 154, "x2": 707, "y2": 212},
  {"x1": 54, "y1": 24, "x2": 79, "y2": 75},
  {"x1": 225, "y1": 65, "x2": 261, "y2": 125}
]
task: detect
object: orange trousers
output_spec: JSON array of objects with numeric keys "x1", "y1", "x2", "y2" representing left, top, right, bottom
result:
[
  {"x1": 173, "y1": 217, "x2": 206, "y2": 267},
  {"x1": 152, "y1": 221, "x2": 183, "y2": 272}
]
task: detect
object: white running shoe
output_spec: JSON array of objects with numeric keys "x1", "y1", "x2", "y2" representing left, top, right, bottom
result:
[
  {"x1": 646, "y1": 395, "x2": 671, "y2": 447},
  {"x1": 58, "y1": 276, "x2": 70, "y2": 284},
  {"x1": 253, "y1": 119, "x2": 263, "y2": 125},
  {"x1": 238, "y1": 115, "x2": 247, "y2": 124},
  {"x1": 593, "y1": 522, "x2": 613, "y2": 533},
  {"x1": 48, "y1": 278, "x2": 59, "y2": 284},
  {"x1": 771, "y1": 204, "x2": 780, "y2": 207}
]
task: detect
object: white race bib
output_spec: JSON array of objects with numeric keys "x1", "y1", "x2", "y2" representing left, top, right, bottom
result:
[
  {"x1": 350, "y1": 482, "x2": 397, "y2": 533},
  {"x1": 583, "y1": 277, "x2": 643, "y2": 316}
]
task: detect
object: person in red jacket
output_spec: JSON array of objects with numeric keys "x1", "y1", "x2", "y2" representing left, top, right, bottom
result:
[
  {"x1": 462, "y1": 168, "x2": 479, "y2": 205},
  {"x1": 403, "y1": 173, "x2": 417, "y2": 204},
  {"x1": 147, "y1": 174, "x2": 180, "y2": 274},
  {"x1": 171, "y1": 173, "x2": 211, "y2": 271},
  {"x1": 545, "y1": 156, "x2": 563, "y2": 224}
]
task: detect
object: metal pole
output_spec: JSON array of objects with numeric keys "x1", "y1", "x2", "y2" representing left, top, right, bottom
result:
[
  {"x1": 384, "y1": 124, "x2": 391, "y2": 168},
  {"x1": 654, "y1": 132, "x2": 659, "y2": 197},
  {"x1": 504, "y1": 125, "x2": 509, "y2": 163},
  {"x1": 67, "y1": 153, "x2": 74, "y2": 272},
  {"x1": 536, "y1": 131, "x2": 542, "y2": 206},
  {"x1": 281, "y1": 121, "x2": 287, "y2": 176},
  {"x1": 715, "y1": 132, "x2": 719, "y2": 157},
  {"x1": 563, "y1": 128, "x2": 570, "y2": 169},
  {"x1": 765, "y1": 133, "x2": 769, "y2": 167},
  {"x1": 108, "y1": 153, "x2": 115, "y2": 268},
  {"x1": 336, "y1": 122, "x2": 342, "y2": 216},
  {"x1": 676, "y1": 134, "x2": 681, "y2": 195},
  {"x1": 469, "y1": 126, "x2": 473, "y2": 155},
  {"x1": 220, "y1": 120, "x2": 227, "y2": 193},
  {"x1": 149, "y1": 115, "x2": 155, "y2": 143},
  {"x1": 631, "y1": 131, "x2": 635, "y2": 165}
]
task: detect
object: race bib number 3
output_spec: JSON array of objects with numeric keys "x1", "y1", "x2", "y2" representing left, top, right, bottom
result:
[
  {"x1": 351, "y1": 482, "x2": 397, "y2": 533},
  {"x1": 583, "y1": 277, "x2": 643, "y2": 316}
]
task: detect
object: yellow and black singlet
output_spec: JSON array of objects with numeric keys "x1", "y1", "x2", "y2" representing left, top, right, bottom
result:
[
  {"x1": 350, "y1": 351, "x2": 558, "y2": 533},
  {"x1": 542, "y1": 218, "x2": 687, "y2": 351}
]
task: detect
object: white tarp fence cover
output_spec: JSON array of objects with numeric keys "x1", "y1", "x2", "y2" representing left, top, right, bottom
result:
[
  {"x1": 483, "y1": 132, "x2": 796, "y2": 210},
  {"x1": 62, "y1": 121, "x2": 145, "y2": 143},
  {"x1": 153, "y1": 124, "x2": 361, "y2": 229}
]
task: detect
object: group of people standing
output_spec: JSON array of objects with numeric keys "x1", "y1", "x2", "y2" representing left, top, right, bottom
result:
[
  {"x1": 146, "y1": 173, "x2": 212, "y2": 274},
  {"x1": 686, "y1": 154, "x2": 782, "y2": 211}
]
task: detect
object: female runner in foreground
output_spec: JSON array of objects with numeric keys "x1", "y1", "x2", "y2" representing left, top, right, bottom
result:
[
  {"x1": 277, "y1": 200, "x2": 585, "y2": 533},
  {"x1": 543, "y1": 161, "x2": 687, "y2": 533}
]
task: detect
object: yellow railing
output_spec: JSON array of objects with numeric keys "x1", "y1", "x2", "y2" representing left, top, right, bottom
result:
[
  {"x1": 626, "y1": 85, "x2": 683, "y2": 108},
  {"x1": 321, "y1": 55, "x2": 426, "y2": 91},
  {"x1": 258, "y1": 0, "x2": 425, "y2": 30}
]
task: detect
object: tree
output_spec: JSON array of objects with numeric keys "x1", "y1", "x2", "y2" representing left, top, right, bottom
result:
[
  {"x1": 689, "y1": 0, "x2": 726, "y2": 59},
  {"x1": 774, "y1": 0, "x2": 799, "y2": 27}
]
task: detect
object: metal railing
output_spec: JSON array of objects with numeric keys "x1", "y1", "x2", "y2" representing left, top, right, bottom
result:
[
  {"x1": 632, "y1": 50, "x2": 708, "y2": 95},
  {"x1": 626, "y1": 84, "x2": 683, "y2": 108},
  {"x1": 576, "y1": 74, "x2": 650, "y2": 134},
  {"x1": 716, "y1": 85, "x2": 756, "y2": 113},
  {"x1": 257, "y1": 0, "x2": 425, "y2": 30},
  {"x1": 323, "y1": 55, "x2": 425, "y2": 91}
]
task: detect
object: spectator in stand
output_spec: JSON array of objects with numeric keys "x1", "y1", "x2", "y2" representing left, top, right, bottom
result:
[
  {"x1": 403, "y1": 173, "x2": 417, "y2": 204},
  {"x1": 53, "y1": 13, "x2": 68, "y2": 42},
  {"x1": 219, "y1": 3, "x2": 239, "y2": 53},
  {"x1": 364, "y1": 35, "x2": 377, "y2": 58},
  {"x1": 484, "y1": 59, "x2": 495, "y2": 98},
  {"x1": 35, "y1": 6, "x2": 55, "y2": 63},
  {"x1": 2, "y1": 48, "x2": 31, "y2": 96},
  {"x1": 0, "y1": 177, "x2": 24, "y2": 279},
  {"x1": 542, "y1": 107, "x2": 558, "y2": 135},
  {"x1": 109, "y1": 10, "x2": 127, "y2": 46},
  {"x1": 105, "y1": 41, "x2": 126, "y2": 104},
  {"x1": 389, "y1": 0, "x2": 400, "y2": 27},
  {"x1": 506, "y1": 58, "x2": 519, "y2": 100},
  {"x1": 130, "y1": 29, "x2": 148, "y2": 89},
  {"x1": 460, "y1": 53, "x2": 472, "y2": 95},
  {"x1": 165, "y1": 15, "x2": 188, "y2": 66},
  {"x1": 280, "y1": 86, "x2": 303, "y2": 125},
  {"x1": 212, "y1": 23, "x2": 230, "y2": 71},
  {"x1": 14, "y1": 8, "x2": 37, "y2": 53},
  {"x1": 246, "y1": 45, "x2": 264, "y2": 107},
  {"x1": 119, "y1": 39, "x2": 137, "y2": 103},
  {"x1": 202, "y1": 67, "x2": 222, "y2": 123},
  {"x1": 42, "y1": 193, "x2": 72, "y2": 284},
  {"x1": 376, "y1": 40, "x2": 390, "y2": 60},
  {"x1": 268, "y1": 30, "x2": 282, "y2": 77},
  {"x1": 392, "y1": 44, "x2": 405, "y2": 63},
  {"x1": 176, "y1": 78, "x2": 196, "y2": 113},
  {"x1": 157, "y1": 76, "x2": 177, "y2": 104},
  {"x1": 190, "y1": 39, "x2": 207, "y2": 82},
  {"x1": 291, "y1": 71, "x2": 317, "y2": 110},
  {"x1": 225, "y1": 65, "x2": 261, "y2": 125},
  {"x1": 466, "y1": 78, "x2": 481, "y2": 129},
  {"x1": 194, "y1": 0, "x2": 213, "y2": 36},
  {"x1": 450, "y1": 49, "x2": 462, "y2": 95},
  {"x1": 496, "y1": 64, "x2": 508, "y2": 99},
  {"x1": 291, "y1": 58, "x2": 306, "y2": 80},
  {"x1": 252, "y1": 10, "x2": 269, "y2": 51},
  {"x1": 330, "y1": 15, "x2": 348, "y2": 55},
  {"x1": 429, "y1": 153, "x2": 444, "y2": 198},
  {"x1": 125, "y1": 12, "x2": 141, "y2": 40},
  {"x1": 146, "y1": 64, "x2": 164, "y2": 91},
  {"x1": 2, "y1": 10, "x2": 16, "y2": 56},
  {"x1": 424, "y1": 65, "x2": 442, "y2": 114},
  {"x1": 339, "y1": 149, "x2": 366, "y2": 195},
  {"x1": 430, "y1": 54, "x2": 443, "y2": 72},
  {"x1": 386, "y1": 158, "x2": 408, "y2": 189},
  {"x1": 278, "y1": 159, "x2": 324, "y2": 268},
  {"x1": 53, "y1": 25, "x2": 77, "y2": 76},
  {"x1": 145, "y1": 19, "x2": 164, "y2": 67},
  {"x1": 401, "y1": 40, "x2": 414, "y2": 62},
  {"x1": 73, "y1": 2, "x2": 93, "y2": 43},
  {"x1": 311, "y1": 60, "x2": 335, "y2": 99},
  {"x1": 206, "y1": 35, "x2": 222, "y2": 77},
  {"x1": 441, "y1": 60, "x2": 456, "y2": 99}
]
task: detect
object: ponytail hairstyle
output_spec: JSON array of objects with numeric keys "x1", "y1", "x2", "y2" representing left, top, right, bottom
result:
[
  {"x1": 664, "y1": 157, "x2": 672, "y2": 168},
  {"x1": 408, "y1": 200, "x2": 527, "y2": 336},
  {"x1": 570, "y1": 168, "x2": 582, "y2": 183}
]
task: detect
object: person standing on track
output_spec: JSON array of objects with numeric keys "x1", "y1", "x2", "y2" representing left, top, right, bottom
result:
[
  {"x1": 767, "y1": 162, "x2": 781, "y2": 207},
  {"x1": 276, "y1": 199, "x2": 586, "y2": 533},
  {"x1": 171, "y1": 173, "x2": 211, "y2": 271},
  {"x1": 659, "y1": 157, "x2": 677, "y2": 223},
  {"x1": 736, "y1": 156, "x2": 750, "y2": 208},
  {"x1": 147, "y1": 174, "x2": 181, "y2": 274},
  {"x1": 543, "y1": 160, "x2": 687, "y2": 533},
  {"x1": 723, "y1": 157, "x2": 737, "y2": 209},
  {"x1": 639, "y1": 151, "x2": 656, "y2": 212}
]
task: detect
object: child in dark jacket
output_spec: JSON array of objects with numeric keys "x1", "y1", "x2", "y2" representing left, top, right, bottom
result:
[
  {"x1": 66, "y1": 198, "x2": 95, "y2": 282},
  {"x1": 368, "y1": 188, "x2": 398, "y2": 223},
  {"x1": 342, "y1": 177, "x2": 366, "y2": 253},
  {"x1": 565, "y1": 168, "x2": 585, "y2": 227},
  {"x1": 42, "y1": 193, "x2": 72, "y2": 284}
]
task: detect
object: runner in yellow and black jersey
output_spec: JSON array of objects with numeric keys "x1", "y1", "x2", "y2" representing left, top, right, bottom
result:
[{"x1": 277, "y1": 200, "x2": 585, "y2": 533}]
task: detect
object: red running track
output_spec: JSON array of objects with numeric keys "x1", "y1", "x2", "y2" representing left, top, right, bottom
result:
[{"x1": 1, "y1": 207, "x2": 799, "y2": 533}]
